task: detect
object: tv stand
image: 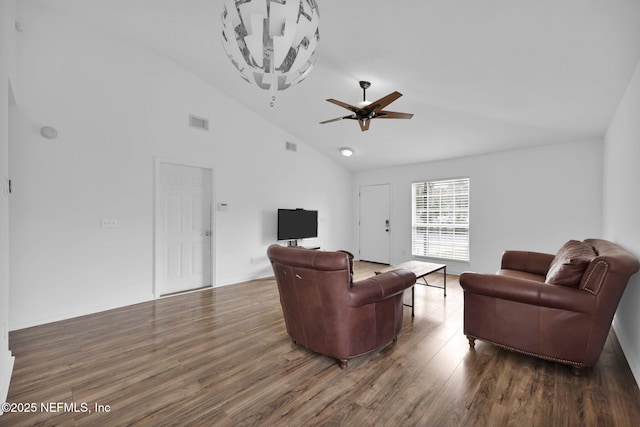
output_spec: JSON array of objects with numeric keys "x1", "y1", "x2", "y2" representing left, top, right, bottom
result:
[{"x1": 285, "y1": 240, "x2": 319, "y2": 250}]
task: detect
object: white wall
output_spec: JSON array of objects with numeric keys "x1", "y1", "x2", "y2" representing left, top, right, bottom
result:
[
  {"x1": 605, "y1": 59, "x2": 640, "y2": 385},
  {"x1": 353, "y1": 139, "x2": 603, "y2": 274},
  {"x1": 9, "y1": 3, "x2": 352, "y2": 330},
  {"x1": 0, "y1": 0, "x2": 17, "y2": 407}
]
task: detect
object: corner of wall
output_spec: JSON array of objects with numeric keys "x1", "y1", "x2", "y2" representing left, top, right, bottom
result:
[
  {"x1": 0, "y1": 0, "x2": 17, "y2": 406},
  {"x1": 604, "y1": 58, "x2": 640, "y2": 389}
]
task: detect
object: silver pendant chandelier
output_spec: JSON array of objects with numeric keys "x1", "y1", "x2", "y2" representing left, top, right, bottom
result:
[{"x1": 221, "y1": 0, "x2": 320, "y2": 106}]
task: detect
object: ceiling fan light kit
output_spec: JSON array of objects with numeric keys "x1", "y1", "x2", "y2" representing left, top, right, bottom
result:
[
  {"x1": 320, "y1": 81, "x2": 413, "y2": 131},
  {"x1": 221, "y1": 0, "x2": 320, "y2": 106}
]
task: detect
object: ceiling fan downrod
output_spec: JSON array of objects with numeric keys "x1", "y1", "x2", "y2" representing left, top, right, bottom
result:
[{"x1": 359, "y1": 80, "x2": 371, "y2": 102}]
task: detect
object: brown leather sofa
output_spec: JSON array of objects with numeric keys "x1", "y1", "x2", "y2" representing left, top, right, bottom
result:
[
  {"x1": 460, "y1": 239, "x2": 639, "y2": 373},
  {"x1": 267, "y1": 244, "x2": 416, "y2": 368}
]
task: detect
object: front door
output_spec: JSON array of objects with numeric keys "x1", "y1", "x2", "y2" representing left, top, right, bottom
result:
[
  {"x1": 359, "y1": 184, "x2": 391, "y2": 264},
  {"x1": 157, "y1": 162, "x2": 212, "y2": 295}
]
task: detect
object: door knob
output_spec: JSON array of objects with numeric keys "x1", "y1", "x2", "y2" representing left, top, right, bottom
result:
[{"x1": 204, "y1": 231, "x2": 212, "y2": 237}]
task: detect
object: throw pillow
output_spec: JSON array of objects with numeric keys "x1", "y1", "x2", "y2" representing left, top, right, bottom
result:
[{"x1": 545, "y1": 240, "x2": 596, "y2": 288}]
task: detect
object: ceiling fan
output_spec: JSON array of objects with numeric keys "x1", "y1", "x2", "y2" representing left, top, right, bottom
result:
[{"x1": 320, "y1": 81, "x2": 414, "y2": 131}]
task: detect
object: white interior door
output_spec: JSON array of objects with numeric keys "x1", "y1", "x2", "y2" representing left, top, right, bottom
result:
[
  {"x1": 157, "y1": 162, "x2": 212, "y2": 295},
  {"x1": 359, "y1": 184, "x2": 391, "y2": 264}
]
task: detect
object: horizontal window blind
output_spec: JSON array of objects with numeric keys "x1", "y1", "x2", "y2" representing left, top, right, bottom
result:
[{"x1": 412, "y1": 177, "x2": 470, "y2": 261}]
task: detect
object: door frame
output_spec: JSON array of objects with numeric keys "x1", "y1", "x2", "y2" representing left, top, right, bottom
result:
[{"x1": 153, "y1": 157, "x2": 216, "y2": 298}]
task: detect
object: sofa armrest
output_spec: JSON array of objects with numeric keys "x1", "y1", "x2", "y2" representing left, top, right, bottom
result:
[
  {"x1": 501, "y1": 250, "x2": 555, "y2": 276},
  {"x1": 460, "y1": 272, "x2": 597, "y2": 313},
  {"x1": 348, "y1": 269, "x2": 416, "y2": 307}
]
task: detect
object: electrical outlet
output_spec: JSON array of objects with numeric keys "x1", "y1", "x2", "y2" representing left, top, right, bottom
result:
[{"x1": 100, "y1": 218, "x2": 119, "y2": 228}]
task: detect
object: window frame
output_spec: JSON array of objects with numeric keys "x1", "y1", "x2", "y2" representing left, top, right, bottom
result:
[{"x1": 411, "y1": 176, "x2": 470, "y2": 262}]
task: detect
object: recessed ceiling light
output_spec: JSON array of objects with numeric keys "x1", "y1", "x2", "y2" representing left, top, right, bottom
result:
[{"x1": 340, "y1": 147, "x2": 354, "y2": 157}]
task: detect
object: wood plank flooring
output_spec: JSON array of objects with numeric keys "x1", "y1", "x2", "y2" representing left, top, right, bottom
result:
[{"x1": 3, "y1": 262, "x2": 640, "y2": 426}]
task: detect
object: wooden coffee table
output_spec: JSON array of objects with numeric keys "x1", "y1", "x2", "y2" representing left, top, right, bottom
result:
[{"x1": 375, "y1": 261, "x2": 446, "y2": 316}]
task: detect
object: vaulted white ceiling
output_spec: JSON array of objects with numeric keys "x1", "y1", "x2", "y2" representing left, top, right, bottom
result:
[{"x1": 27, "y1": 0, "x2": 640, "y2": 171}]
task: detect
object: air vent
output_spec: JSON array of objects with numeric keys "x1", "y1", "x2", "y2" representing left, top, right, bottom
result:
[
  {"x1": 189, "y1": 115, "x2": 209, "y2": 131},
  {"x1": 285, "y1": 141, "x2": 297, "y2": 152}
]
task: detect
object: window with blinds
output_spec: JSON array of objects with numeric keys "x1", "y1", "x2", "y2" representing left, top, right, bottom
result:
[{"x1": 411, "y1": 177, "x2": 470, "y2": 261}]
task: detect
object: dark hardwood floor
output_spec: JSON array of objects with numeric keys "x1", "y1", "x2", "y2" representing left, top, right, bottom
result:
[{"x1": 3, "y1": 262, "x2": 640, "y2": 426}]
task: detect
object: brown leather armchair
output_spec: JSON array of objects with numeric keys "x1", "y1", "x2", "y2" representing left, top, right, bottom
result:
[
  {"x1": 460, "y1": 239, "x2": 639, "y2": 373},
  {"x1": 267, "y1": 244, "x2": 416, "y2": 368}
]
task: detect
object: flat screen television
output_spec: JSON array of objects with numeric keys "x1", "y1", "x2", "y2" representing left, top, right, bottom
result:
[{"x1": 277, "y1": 209, "x2": 318, "y2": 241}]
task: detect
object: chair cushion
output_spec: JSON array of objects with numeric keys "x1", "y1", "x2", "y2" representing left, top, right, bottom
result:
[
  {"x1": 498, "y1": 269, "x2": 546, "y2": 283},
  {"x1": 545, "y1": 240, "x2": 596, "y2": 288}
]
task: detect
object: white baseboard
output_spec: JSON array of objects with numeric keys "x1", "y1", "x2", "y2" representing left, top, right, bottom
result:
[
  {"x1": 10, "y1": 293, "x2": 155, "y2": 331},
  {"x1": 612, "y1": 321, "x2": 640, "y2": 389},
  {"x1": 0, "y1": 351, "x2": 15, "y2": 414}
]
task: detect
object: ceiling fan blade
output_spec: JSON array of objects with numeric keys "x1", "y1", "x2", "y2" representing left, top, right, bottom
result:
[
  {"x1": 325, "y1": 98, "x2": 359, "y2": 113},
  {"x1": 358, "y1": 119, "x2": 370, "y2": 132},
  {"x1": 366, "y1": 91, "x2": 403, "y2": 112},
  {"x1": 319, "y1": 115, "x2": 355, "y2": 124},
  {"x1": 376, "y1": 110, "x2": 414, "y2": 119}
]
